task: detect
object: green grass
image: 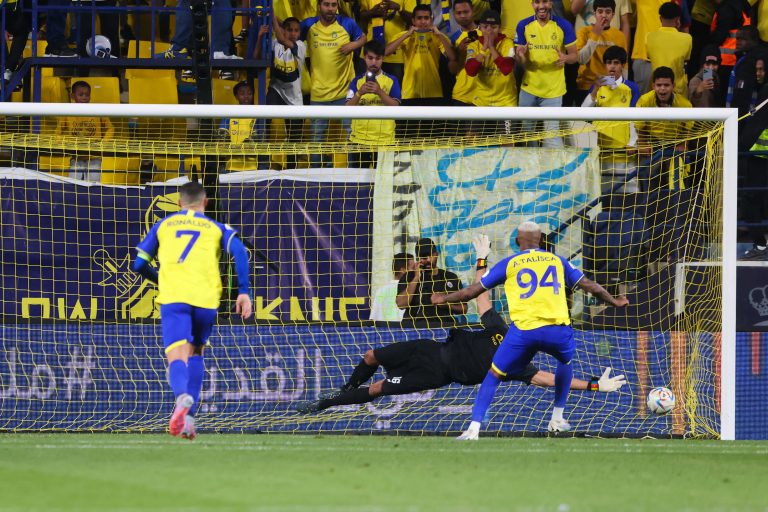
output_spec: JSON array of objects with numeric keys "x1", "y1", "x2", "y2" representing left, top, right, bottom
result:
[{"x1": 0, "y1": 434, "x2": 765, "y2": 512}]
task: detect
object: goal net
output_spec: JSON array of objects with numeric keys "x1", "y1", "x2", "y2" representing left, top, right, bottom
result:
[{"x1": 0, "y1": 103, "x2": 735, "y2": 437}]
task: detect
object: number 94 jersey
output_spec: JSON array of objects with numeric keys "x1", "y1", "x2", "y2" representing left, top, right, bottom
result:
[
  {"x1": 480, "y1": 248, "x2": 584, "y2": 330},
  {"x1": 136, "y1": 210, "x2": 238, "y2": 309}
]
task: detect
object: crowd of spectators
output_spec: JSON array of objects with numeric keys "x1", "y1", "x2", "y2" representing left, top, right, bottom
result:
[{"x1": 3, "y1": 0, "x2": 768, "y2": 256}]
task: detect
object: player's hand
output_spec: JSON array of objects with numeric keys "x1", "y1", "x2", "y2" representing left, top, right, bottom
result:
[
  {"x1": 407, "y1": 258, "x2": 419, "y2": 272},
  {"x1": 613, "y1": 295, "x2": 629, "y2": 307},
  {"x1": 472, "y1": 234, "x2": 491, "y2": 260},
  {"x1": 339, "y1": 42, "x2": 356, "y2": 55},
  {"x1": 598, "y1": 367, "x2": 626, "y2": 392},
  {"x1": 515, "y1": 44, "x2": 527, "y2": 57},
  {"x1": 431, "y1": 293, "x2": 447, "y2": 305},
  {"x1": 556, "y1": 50, "x2": 567, "y2": 66},
  {"x1": 258, "y1": 25, "x2": 269, "y2": 37},
  {"x1": 236, "y1": 293, "x2": 253, "y2": 319}
]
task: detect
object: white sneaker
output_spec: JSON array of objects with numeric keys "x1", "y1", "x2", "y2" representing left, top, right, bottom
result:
[
  {"x1": 547, "y1": 419, "x2": 572, "y2": 433},
  {"x1": 213, "y1": 51, "x2": 243, "y2": 60},
  {"x1": 457, "y1": 425, "x2": 480, "y2": 440}
]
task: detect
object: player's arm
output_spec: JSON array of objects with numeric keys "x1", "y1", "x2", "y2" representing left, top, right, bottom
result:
[
  {"x1": 473, "y1": 234, "x2": 492, "y2": 316},
  {"x1": 576, "y1": 276, "x2": 629, "y2": 308},
  {"x1": 529, "y1": 367, "x2": 626, "y2": 392},
  {"x1": 223, "y1": 232, "x2": 253, "y2": 319},
  {"x1": 433, "y1": 255, "x2": 506, "y2": 307},
  {"x1": 131, "y1": 223, "x2": 160, "y2": 284}
]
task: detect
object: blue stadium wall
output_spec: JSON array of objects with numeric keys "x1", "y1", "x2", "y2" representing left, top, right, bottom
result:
[{"x1": 0, "y1": 323, "x2": 761, "y2": 438}]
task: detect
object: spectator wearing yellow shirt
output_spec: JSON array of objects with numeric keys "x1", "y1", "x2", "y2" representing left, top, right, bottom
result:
[
  {"x1": 54, "y1": 81, "x2": 114, "y2": 183},
  {"x1": 646, "y1": 2, "x2": 692, "y2": 98},
  {"x1": 581, "y1": 46, "x2": 640, "y2": 193},
  {"x1": 515, "y1": 0, "x2": 578, "y2": 148},
  {"x1": 359, "y1": 0, "x2": 409, "y2": 87},
  {"x1": 448, "y1": 0, "x2": 479, "y2": 108},
  {"x1": 574, "y1": 0, "x2": 627, "y2": 105},
  {"x1": 219, "y1": 81, "x2": 270, "y2": 171},
  {"x1": 346, "y1": 41, "x2": 402, "y2": 168},
  {"x1": 465, "y1": 10, "x2": 517, "y2": 135},
  {"x1": 386, "y1": 4, "x2": 457, "y2": 137},
  {"x1": 755, "y1": 0, "x2": 768, "y2": 45},
  {"x1": 635, "y1": 67, "x2": 693, "y2": 192},
  {"x1": 300, "y1": 0, "x2": 366, "y2": 168},
  {"x1": 570, "y1": 0, "x2": 631, "y2": 46}
]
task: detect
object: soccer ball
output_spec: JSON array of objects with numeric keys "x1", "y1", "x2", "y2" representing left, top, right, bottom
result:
[{"x1": 647, "y1": 387, "x2": 675, "y2": 415}]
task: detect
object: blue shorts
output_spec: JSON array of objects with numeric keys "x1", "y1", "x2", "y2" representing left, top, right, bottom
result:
[
  {"x1": 491, "y1": 323, "x2": 575, "y2": 377},
  {"x1": 160, "y1": 303, "x2": 218, "y2": 354}
]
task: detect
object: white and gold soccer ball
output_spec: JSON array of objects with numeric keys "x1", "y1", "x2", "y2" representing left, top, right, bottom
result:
[{"x1": 647, "y1": 387, "x2": 675, "y2": 415}]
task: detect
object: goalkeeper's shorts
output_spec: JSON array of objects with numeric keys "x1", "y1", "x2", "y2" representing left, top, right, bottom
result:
[{"x1": 160, "y1": 303, "x2": 218, "y2": 354}]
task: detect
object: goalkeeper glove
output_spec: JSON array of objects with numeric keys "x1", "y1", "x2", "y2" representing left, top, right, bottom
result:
[
  {"x1": 589, "y1": 367, "x2": 626, "y2": 392},
  {"x1": 473, "y1": 234, "x2": 491, "y2": 269}
]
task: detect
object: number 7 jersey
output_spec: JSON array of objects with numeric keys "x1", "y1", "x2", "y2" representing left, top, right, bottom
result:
[
  {"x1": 136, "y1": 210, "x2": 239, "y2": 309},
  {"x1": 480, "y1": 248, "x2": 584, "y2": 330}
]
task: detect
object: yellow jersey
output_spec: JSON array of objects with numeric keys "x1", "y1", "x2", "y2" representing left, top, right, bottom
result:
[
  {"x1": 575, "y1": 26, "x2": 627, "y2": 91},
  {"x1": 136, "y1": 210, "x2": 238, "y2": 310},
  {"x1": 346, "y1": 71, "x2": 402, "y2": 144},
  {"x1": 635, "y1": 90, "x2": 694, "y2": 143},
  {"x1": 592, "y1": 79, "x2": 640, "y2": 148},
  {"x1": 758, "y1": 0, "x2": 768, "y2": 43},
  {"x1": 465, "y1": 35, "x2": 518, "y2": 106},
  {"x1": 645, "y1": 27, "x2": 692, "y2": 98},
  {"x1": 54, "y1": 116, "x2": 114, "y2": 139},
  {"x1": 501, "y1": 0, "x2": 534, "y2": 39},
  {"x1": 394, "y1": 29, "x2": 446, "y2": 100},
  {"x1": 515, "y1": 15, "x2": 577, "y2": 98},
  {"x1": 632, "y1": 0, "x2": 665, "y2": 61},
  {"x1": 360, "y1": 0, "x2": 406, "y2": 64},
  {"x1": 450, "y1": 28, "x2": 480, "y2": 104},
  {"x1": 301, "y1": 15, "x2": 364, "y2": 102},
  {"x1": 480, "y1": 249, "x2": 584, "y2": 330}
]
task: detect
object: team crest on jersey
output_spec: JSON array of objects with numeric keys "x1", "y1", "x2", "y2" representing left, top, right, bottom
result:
[
  {"x1": 551, "y1": 33, "x2": 557, "y2": 40},
  {"x1": 332, "y1": 32, "x2": 338, "y2": 38},
  {"x1": 621, "y1": 94, "x2": 627, "y2": 103}
]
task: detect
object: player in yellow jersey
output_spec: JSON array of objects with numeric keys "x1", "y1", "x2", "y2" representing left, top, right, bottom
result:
[
  {"x1": 132, "y1": 182, "x2": 253, "y2": 439},
  {"x1": 433, "y1": 221, "x2": 628, "y2": 438}
]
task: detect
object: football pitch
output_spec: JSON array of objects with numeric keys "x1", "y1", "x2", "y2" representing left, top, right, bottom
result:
[{"x1": 0, "y1": 434, "x2": 765, "y2": 512}]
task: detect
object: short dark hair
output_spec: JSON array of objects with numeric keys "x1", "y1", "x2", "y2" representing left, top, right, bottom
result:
[
  {"x1": 282, "y1": 16, "x2": 300, "y2": 28},
  {"x1": 392, "y1": 252, "x2": 413, "y2": 273},
  {"x1": 593, "y1": 0, "x2": 615, "y2": 11},
  {"x1": 452, "y1": 0, "x2": 472, "y2": 10},
  {"x1": 659, "y1": 1, "x2": 682, "y2": 20},
  {"x1": 70, "y1": 80, "x2": 91, "y2": 94},
  {"x1": 233, "y1": 80, "x2": 253, "y2": 96},
  {"x1": 179, "y1": 181, "x2": 207, "y2": 206},
  {"x1": 737, "y1": 26, "x2": 760, "y2": 45},
  {"x1": 602, "y1": 45, "x2": 627, "y2": 64},
  {"x1": 363, "y1": 40, "x2": 385, "y2": 57},
  {"x1": 413, "y1": 4, "x2": 432, "y2": 17},
  {"x1": 652, "y1": 66, "x2": 675, "y2": 83},
  {"x1": 416, "y1": 237, "x2": 438, "y2": 258}
]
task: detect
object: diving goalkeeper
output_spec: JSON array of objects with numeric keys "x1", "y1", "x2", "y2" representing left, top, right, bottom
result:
[{"x1": 295, "y1": 235, "x2": 625, "y2": 414}]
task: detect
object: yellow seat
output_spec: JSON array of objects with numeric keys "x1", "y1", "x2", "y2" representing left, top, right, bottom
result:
[
  {"x1": 38, "y1": 155, "x2": 71, "y2": 176},
  {"x1": 154, "y1": 156, "x2": 202, "y2": 181},
  {"x1": 125, "y1": 40, "x2": 175, "y2": 79},
  {"x1": 213, "y1": 78, "x2": 241, "y2": 105},
  {"x1": 128, "y1": 76, "x2": 178, "y2": 104},
  {"x1": 100, "y1": 157, "x2": 143, "y2": 185},
  {"x1": 41, "y1": 76, "x2": 70, "y2": 103},
  {"x1": 22, "y1": 40, "x2": 48, "y2": 59},
  {"x1": 74, "y1": 77, "x2": 121, "y2": 104}
]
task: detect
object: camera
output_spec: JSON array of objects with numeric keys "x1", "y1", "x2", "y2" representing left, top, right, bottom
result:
[
  {"x1": 365, "y1": 71, "x2": 376, "y2": 82},
  {"x1": 467, "y1": 30, "x2": 478, "y2": 42},
  {"x1": 702, "y1": 69, "x2": 714, "y2": 81}
]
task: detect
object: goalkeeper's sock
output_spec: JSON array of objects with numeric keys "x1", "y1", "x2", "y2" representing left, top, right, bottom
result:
[
  {"x1": 186, "y1": 355, "x2": 205, "y2": 416},
  {"x1": 345, "y1": 359, "x2": 377, "y2": 389},
  {"x1": 168, "y1": 360, "x2": 189, "y2": 398},
  {"x1": 554, "y1": 361, "x2": 573, "y2": 408},
  {"x1": 470, "y1": 371, "x2": 501, "y2": 423},
  {"x1": 318, "y1": 387, "x2": 373, "y2": 410}
]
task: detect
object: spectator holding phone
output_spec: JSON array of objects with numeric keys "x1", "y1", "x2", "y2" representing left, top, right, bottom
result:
[
  {"x1": 688, "y1": 45, "x2": 722, "y2": 107},
  {"x1": 346, "y1": 41, "x2": 402, "y2": 168}
]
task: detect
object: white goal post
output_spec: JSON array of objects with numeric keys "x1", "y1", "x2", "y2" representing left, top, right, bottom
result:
[{"x1": 0, "y1": 103, "x2": 739, "y2": 438}]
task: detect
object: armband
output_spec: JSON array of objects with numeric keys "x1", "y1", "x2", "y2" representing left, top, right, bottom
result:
[
  {"x1": 476, "y1": 258, "x2": 487, "y2": 270},
  {"x1": 588, "y1": 377, "x2": 600, "y2": 392}
]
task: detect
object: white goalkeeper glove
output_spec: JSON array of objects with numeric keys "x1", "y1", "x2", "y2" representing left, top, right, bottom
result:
[
  {"x1": 472, "y1": 234, "x2": 491, "y2": 260},
  {"x1": 595, "y1": 367, "x2": 626, "y2": 392}
]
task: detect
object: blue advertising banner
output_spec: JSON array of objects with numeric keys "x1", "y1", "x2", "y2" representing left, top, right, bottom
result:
[
  {"x1": 0, "y1": 172, "x2": 373, "y2": 322},
  {"x1": 0, "y1": 324, "x2": 728, "y2": 436}
]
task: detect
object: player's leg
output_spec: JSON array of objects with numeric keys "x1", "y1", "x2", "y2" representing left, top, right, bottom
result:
[
  {"x1": 161, "y1": 303, "x2": 196, "y2": 436},
  {"x1": 538, "y1": 325, "x2": 576, "y2": 432},
  {"x1": 340, "y1": 349, "x2": 380, "y2": 392},
  {"x1": 461, "y1": 329, "x2": 534, "y2": 440},
  {"x1": 181, "y1": 307, "x2": 218, "y2": 440}
]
